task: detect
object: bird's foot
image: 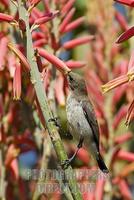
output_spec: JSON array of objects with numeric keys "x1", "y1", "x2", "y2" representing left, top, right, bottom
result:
[
  {"x1": 61, "y1": 136, "x2": 84, "y2": 169},
  {"x1": 48, "y1": 117, "x2": 60, "y2": 127},
  {"x1": 61, "y1": 158, "x2": 73, "y2": 169}
]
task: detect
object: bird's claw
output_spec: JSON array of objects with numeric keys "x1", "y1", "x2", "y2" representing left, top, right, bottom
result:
[
  {"x1": 61, "y1": 159, "x2": 71, "y2": 169},
  {"x1": 48, "y1": 117, "x2": 60, "y2": 127}
]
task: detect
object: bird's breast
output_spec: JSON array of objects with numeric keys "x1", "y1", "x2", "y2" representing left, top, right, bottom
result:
[
  {"x1": 66, "y1": 94, "x2": 91, "y2": 137},
  {"x1": 66, "y1": 94, "x2": 99, "y2": 156}
]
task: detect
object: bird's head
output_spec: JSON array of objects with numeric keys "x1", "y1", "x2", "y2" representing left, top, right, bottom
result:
[{"x1": 67, "y1": 71, "x2": 87, "y2": 95}]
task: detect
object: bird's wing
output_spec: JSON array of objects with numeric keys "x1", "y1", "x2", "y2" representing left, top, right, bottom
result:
[
  {"x1": 66, "y1": 123, "x2": 73, "y2": 140},
  {"x1": 81, "y1": 100, "x2": 100, "y2": 150}
]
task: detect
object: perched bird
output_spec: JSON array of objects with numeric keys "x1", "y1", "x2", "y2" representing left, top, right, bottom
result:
[{"x1": 66, "y1": 71, "x2": 109, "y2": 173}]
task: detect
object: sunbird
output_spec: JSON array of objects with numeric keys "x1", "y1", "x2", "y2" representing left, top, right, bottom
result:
[{"x1": 65, "y1": 71, "x2": 109, "y2": 173}]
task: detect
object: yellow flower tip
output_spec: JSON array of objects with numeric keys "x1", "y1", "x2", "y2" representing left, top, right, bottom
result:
[
  {"x1": 101, "y1": 85, "x2": 109, "y2": 94},
  {"x1": 8, "y1": 43, "x2": 16, "y2": 53},
  {"x1": 8, "y1": 43, "x2": 30, "y2": 71},
  {"x1": 10, "y1": 20, "x2": 18, "y2": 27},
  {"x1": 127, "y1": 73, "x2": 134, "y2": 82},
  {"x1": 7, "y1": 43, "x2": 13, "y2": 49},
  {"x1": 13, "y1": 96, "x2": 21, "y2": 101},
  {"x1": 59, "y1": 103, "x2": 65, "y2": 107},
  {"x1": 28, "y1": 5, "x2": 34, "y2": 13},
  {"x1": 64, "y1": 68, "x2": 71, "y2": 75},
  {"x1": 31, "y1": 24, "x2": 39, "y2": 32},
  {"x1": 13, "y1": 148, "x2": 20, "y2": 157}
]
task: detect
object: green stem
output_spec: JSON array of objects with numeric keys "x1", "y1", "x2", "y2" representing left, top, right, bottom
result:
[
  {"x1": 0, "y1": 148, "x2": 6, "y2": 200},
  {"x1": 17, "y1": 1, "x2": 82, "y2": 200},
  {"x1": 32, "y1": 132, "x2": 51, "y2": 200}
]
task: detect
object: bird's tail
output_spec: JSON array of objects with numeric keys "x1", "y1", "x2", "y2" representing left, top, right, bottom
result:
[{"x1": 96, "y1": 153, "x2": 109, "y2": 173}]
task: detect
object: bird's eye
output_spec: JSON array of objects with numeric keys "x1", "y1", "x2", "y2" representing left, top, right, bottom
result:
[{"x1": 69, "y1": 76, "x2": 73, "y2": 81}]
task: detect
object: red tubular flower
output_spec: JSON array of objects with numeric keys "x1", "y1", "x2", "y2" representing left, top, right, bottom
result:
[
  {"x1": 42, "y1": 0, "x2": 50, "y2": 13},
  {"x1": 59, "y1": 8, "x2": 75, "y2": 33},
  {"x1": 92, "y1": 51, "x2": 108, "y2": 82},
  {"x1": 51, "y1": 191, "x2": 61, "y2": 200},
  {"x1": 62, "y1": 17, "x2": 85, "y2": 33},
  {"x1": 115, "y1": 10, "x2": 129, "y2": 31},
  {"x1": 110, "y1": 43, "x2": 120, "y2": 59},
  {"x1": 1, "y1": 0, "x2": 9, "y2": 7},
  {"x1": 61, "y1": 0, "x2": 75, "y2": 16},
  {"x1": 0, "y1": 13, "x2": 14, "y2": 22},
  {"x1": 7, "y1": 54, "x2": 16, "y2": 77},
  {"x1": 112, "y1": 106, "x2": 127, "y2": 130},
  {"x1": 118, "y1": 163, "x2": 134, "y2": 178},
  {"x1": 10, "y1": 159, "x2": 19, "y2": 180},
  {"x1": 114, "y1": 0, "x2": 134, "y2": 7},
  {"x1": 87, "y1": 81, "x2": 104, "y2": 106},
  {"x1": 114, "y1": 132, "x2": 133, "y2": 144},
  {"x1": 63, "y1": 36, "x2": 94, "y2": 49},
  {"x1": 126, "y1": 99, "x2": 134, "y2": 125},
  {"x1": 102, "y1": 75, "x2": 129, "y2": 93},
  {"x1": 31, "y1": 7, "x2": 42, "y2": 20},
  {"x1": 0, "y1": 32, "x2": 4, "y2": 40},
  {"x1": 32, "y1": 31, "x2": 45, "y2": 40},
  {"x1": 116, "y1": 150, "x2": 134, "y2": 161},
  {"x1": 77, "y1": 148, "x2": 90, "y2": 165},
  {"x1": 29, "y1": 0, "x2": 40, "y2": 3},
  {"x1": 95, "y1": 178, "x2": 106, "y2": 200},
  {"x1": 65, "y1": 60, "x2": 86, "y2": 68},
  {"x1": 114, "y1": 60, "x2": 128, "y2": 76},
  {"x1": 25, "y1": 84, "x2": 35, "y2": 104},
  {"x1": 29, "y1": 0, "x2": 41, "y2": 7},
  {"x1": 28, "y1": 0, "x2": 42, "y2": 12},
  {"x1": 112, "y1": 84, "x2": 128, "y2": 105},
  {"x1": 116, "y1": 26, "x2": 134, "y2": 43},
  {"x1": 33, "y1": 38, "x2": 47, "y2": 47},
  {"x1": 87, "y1": 70, "x2": 103, "y2": 87},
  {"x1": 55, "y1": 74, "x2": 65, "y2": 106},
  {"x1": 38, "y1": 48, "x2": 71, "y2": 73},
  {"x1": 83, "y1": 190, "x2": 95, "y2": 200},
  {"x1": 127, "y1": 50, "x2": 134, "y2": 72},
  {"x1": 0, "y1": 37, "x2": 8, "y2": 70},
  {"x1": 34, "y1": 11, "x2": 59, "y2": 25},
  {"x1": 86, "y1": 79, "x2": 104, "y2": 106},
  {"x1": 8, "y1": 43, "x2": 30, "y2": 71},
  {"x1": 85, "y1": 71, "x2": 105, "y2": 108},
  {"x1": 118, "y1": 179, "x2": 132, "y2": 200},
  {"x1": 13, "y1": 64, "x2": 22, "y2": 100}
]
